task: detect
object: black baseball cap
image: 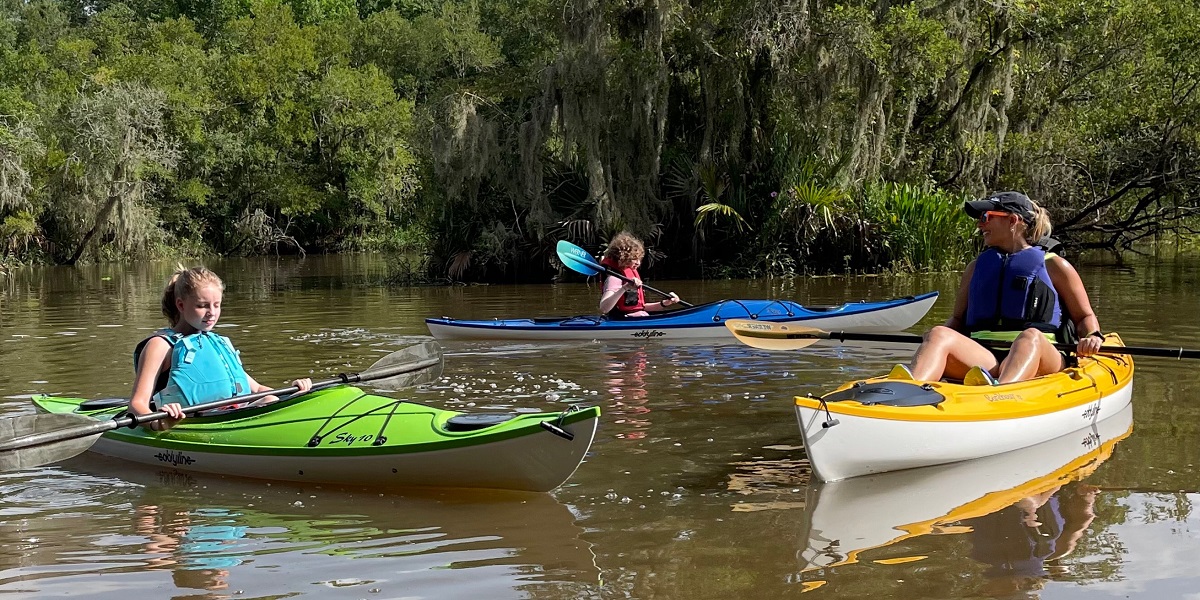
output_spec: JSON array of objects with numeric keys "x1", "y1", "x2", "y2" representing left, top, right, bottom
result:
[{"x1": 964, "y1": 191, "x2": 1035, "y2": 224}]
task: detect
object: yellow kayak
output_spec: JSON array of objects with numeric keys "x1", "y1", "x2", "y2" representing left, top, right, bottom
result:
[{"x1": 796, "y1": 333, "x2": 1134, "y2": 481}]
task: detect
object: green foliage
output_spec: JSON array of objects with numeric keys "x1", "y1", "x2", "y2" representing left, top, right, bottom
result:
[
  {"x1": 691, "y1": 160, "x2": 750, "y2": 235},
  {"x1": 288, "y1": 0, "x2": 356, "y2": 25},
  {"x1": 46, "y1": 81, "x2": 178, "y2": 263},
  {"x1": 753, "y1": 179, "x2": 856, "y2": 276},
  {"x1": 1, "y1": 211, "x2": 43, "y2": 260},
  {"x1": 862, "y1": 183, "x2": 976, "y2": 272},
  {"x1": 0, "y1": 0, "x2": 1196, "y2": 279}
]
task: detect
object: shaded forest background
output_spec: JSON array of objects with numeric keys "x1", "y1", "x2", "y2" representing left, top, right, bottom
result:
[{"x1": 0, "y1": 0, "x2": 1197, "y2": 280}]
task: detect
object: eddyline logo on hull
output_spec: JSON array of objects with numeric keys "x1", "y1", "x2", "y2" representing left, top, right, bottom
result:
[
  {"x1": 154, "y1": 450, "x2": 196, "y2": 466},
  {"x1": 631, "y1": 330, "x2": 666, "y2": 338}
]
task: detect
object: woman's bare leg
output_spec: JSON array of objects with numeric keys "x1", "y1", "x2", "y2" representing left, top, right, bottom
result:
[
  {"x1": 910, "y1": 326, "x2": 999, "y2": 381},
  {"x1": 996, "y1": 328, "x2": 1067, "y2": 383}
]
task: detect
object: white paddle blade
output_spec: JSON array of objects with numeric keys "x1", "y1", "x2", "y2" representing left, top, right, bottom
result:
[
  {"x1": 723, "y1": 319, "x2": 827, "y2": 351},
  {"x1": 363, "y1": 339, "x2": 445, "y2": 390},
  {"x1": 0, "y1": 413, "x2": 103, "y2": 472}
]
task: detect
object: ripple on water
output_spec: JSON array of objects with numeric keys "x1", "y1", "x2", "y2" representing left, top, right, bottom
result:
[
  {"x1": 0, "y1": 467, "x2": 138, "y2": 518},
  {"x1": 12, "y1": 255, "x2": 1200, "y2": 599}
]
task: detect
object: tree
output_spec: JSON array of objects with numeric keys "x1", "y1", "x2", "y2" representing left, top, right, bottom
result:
[{"x1": 49, "y1": 82, "x2": 178, "y2": 264}]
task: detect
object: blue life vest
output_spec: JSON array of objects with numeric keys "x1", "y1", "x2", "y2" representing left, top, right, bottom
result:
[
  {"x1": 964, "y1": 246, "x2": 1062, "y2": 335},
  {"x1": 133, "y1": 329, "x2": 253, "y2": 407}
]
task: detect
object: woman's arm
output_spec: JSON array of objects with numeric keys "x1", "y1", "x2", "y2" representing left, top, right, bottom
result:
[
  {"x1": 248, "y1": 375, "x2": 270, "y2": 395},
  {"x1": 944, "y1": 260, "x2": 976, "y2": 332},
  {"x1": 1046, "y1": 256, "x2": 1103, "y2": 355}
]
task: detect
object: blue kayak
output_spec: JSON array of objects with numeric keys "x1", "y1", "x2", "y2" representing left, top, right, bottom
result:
[{"x1": 426, "y1": 292, "x2": 938, "y2": 341}]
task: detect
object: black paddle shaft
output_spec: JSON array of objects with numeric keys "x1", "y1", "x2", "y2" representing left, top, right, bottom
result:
[
  {"x1": 0, "y1": 356, "x2": 442, "y2": 453},
  {"x1": 814, "y1": 330, "x2": 1200, "y2": 359}
]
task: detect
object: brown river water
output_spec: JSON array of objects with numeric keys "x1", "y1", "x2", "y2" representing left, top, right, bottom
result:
[{"x1": 1, "y1": 254, "x2": 1199, "y2": 599}]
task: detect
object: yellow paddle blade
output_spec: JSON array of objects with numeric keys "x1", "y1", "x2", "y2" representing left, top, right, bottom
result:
[{"x1": 723, "y1": 319, "x2": 831, "y2": 351}]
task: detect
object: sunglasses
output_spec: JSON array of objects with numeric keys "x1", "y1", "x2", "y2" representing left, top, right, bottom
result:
[{"x1": 977, "y1": 210, "x2": 1013, "y2": 224}]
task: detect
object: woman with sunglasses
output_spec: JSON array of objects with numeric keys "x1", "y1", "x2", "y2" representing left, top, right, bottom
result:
[{"x1": 894, "y1": 192, "x2": 1104, "y2": 385}]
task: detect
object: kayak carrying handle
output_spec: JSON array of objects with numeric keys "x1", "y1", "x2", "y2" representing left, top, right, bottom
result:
[
  {"x1": 540, "y1": 405, "x2": 581, "y2": 441},
  {"x1": 813, "y1": 394, "x2": 840, "y2": 429}
]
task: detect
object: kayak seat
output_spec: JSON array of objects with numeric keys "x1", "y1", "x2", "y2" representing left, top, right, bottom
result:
[
  {"x1": 823, "y1": 381, "x2": 944, "y2": 407},
  {"x1": 444, "y1": 413, "x2": 517, "y2": 431},
  {"x1": 78, "y1": 397, "x2": 132, "y2": 411}
]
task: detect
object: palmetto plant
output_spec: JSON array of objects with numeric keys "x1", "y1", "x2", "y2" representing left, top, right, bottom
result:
[
  {"x1": 690, "y1": 159, "x2": 751, "y2": 235},
  {"x1": 863, "y1": 182, "x2": 975, "y2": 271}
]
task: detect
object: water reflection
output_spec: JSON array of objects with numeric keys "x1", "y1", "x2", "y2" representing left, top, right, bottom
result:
[
  {"x1": 0, "y1": 455, "x2": 600, "y2": 599},
  {"x1": 797, "y1": 403, "x2": 1134, "y2": 595},
  {"x1": 10, "y1": 255, "x2": 1200, "y2": 598},
  {"x1": 966, "y1": 482, "x2": 1099, "y2": 597},
  {"x1": 135, "y1": 503, "x2": 245, "y2": 598},
  {"x1": 603, "y1": 347, "x2": 652, "y2": 440}
]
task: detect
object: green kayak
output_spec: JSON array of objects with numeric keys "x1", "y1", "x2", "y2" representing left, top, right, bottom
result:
[{"x1": 32, "y1": 387, "x2": 600, "y2": 493}]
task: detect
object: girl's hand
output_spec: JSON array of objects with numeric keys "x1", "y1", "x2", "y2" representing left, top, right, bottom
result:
[
  {"x1": 662, "y1": 293, "x2": 681, "y2": 307},
  {"x1": 251, "y1": 378, "x2": 314, "y2": 406},
  {"x1": 146, "y1": 403, "x2": 184, "y2": 431},
  {"x1": 161, "y1": 403, "x2": 184, "y2": 419}
]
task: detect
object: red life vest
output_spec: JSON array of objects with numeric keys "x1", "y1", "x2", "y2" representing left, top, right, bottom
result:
[{"x1": 600, "y1": 257, "x2": 645, "y2": 314}]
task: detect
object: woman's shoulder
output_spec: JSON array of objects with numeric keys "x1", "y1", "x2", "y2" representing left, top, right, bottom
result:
[
  {"x1": 1045, "y1": 253, "x2": 1076, "y2": 271},
  {"x1": 1044, "y1": 254, "x2": 1084, "y2": 285}
]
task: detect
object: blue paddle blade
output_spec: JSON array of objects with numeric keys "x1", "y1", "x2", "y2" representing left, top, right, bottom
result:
[{"x1": 556, "y1": 240, "x2": 603, "y2": 276}]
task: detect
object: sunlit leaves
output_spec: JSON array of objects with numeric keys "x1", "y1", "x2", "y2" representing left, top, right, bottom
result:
[
  {"x1": 49, "y1": 82, "x2": 178, "y2": 263},
  {"x1": 695, "y1": 202, "x2": 750, "y2": 234}
]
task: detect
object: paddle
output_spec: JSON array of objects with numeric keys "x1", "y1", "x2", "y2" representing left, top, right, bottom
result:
[
  {"x1": 0, "y1": 340, "x2": 445, "y2": 472},
  {"x1": 723, "y1": 319, "x2": 1200, "y2": 359},
  {"x1": 555, "y1": 240, "x2": 693, "y2": 308}
]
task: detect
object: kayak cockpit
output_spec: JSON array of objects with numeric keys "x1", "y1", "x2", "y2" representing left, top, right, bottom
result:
[{"x1": 443, "y1": 413, "x2": 517, "y2": 431}]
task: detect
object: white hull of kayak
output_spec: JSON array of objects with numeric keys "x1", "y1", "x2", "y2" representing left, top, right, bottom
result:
[
  {"x1": 84, "y1": 417, "x2": 599, "y2": 493},
  {"x1": 796, "y1": 377, "x2": 1133, "y2": 482},
  {"x1": 427, "y1": 294, "x2": 937, "y2": 341}
]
